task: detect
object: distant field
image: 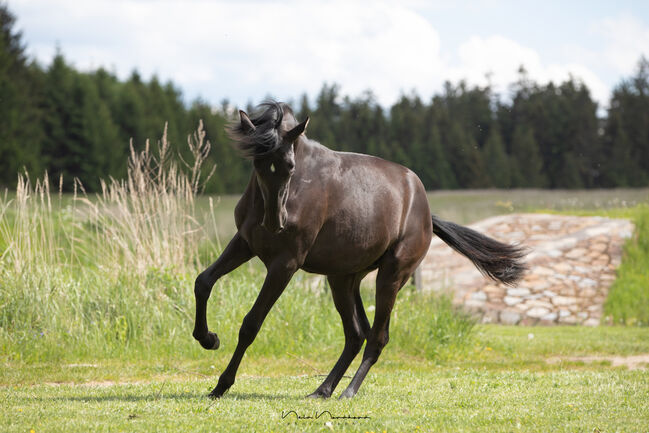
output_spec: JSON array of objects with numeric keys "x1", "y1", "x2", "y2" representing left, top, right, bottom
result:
[
  {"x1": 6, "y1": 188, "x2": 644, "y2": 243},
  {"x1": 202, "y1": 188, "x2": 649, "y2": 241}
]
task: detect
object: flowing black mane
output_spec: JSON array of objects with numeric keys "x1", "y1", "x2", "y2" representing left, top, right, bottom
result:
[{"x1": 228, "y1": 100, "x2": 295, "y2": 158}]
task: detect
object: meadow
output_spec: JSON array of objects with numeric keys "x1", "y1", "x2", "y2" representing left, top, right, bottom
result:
[{"x1": 1, "y1": 133, "x2": 649, "y2": 432}]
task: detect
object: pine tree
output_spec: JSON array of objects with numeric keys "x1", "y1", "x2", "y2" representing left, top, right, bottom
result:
[
  {"x1": 602, "y1": 121, "x2": 634, "y2": 186},
  {"x1": 510, "y1": 124, "x2": 546, "y2": 187},
  {"x1": 602, "y1": 57, "x2": 649, "y2": 186},
  {"x1": 116, "y1": 72, "x2": 147, "y2": 149},
  {"x1": 427, "y1": 122, "x2": 457, "y2": 189},
  {"x1": 0, "y1": 4, "x2": 42, "y2": 186},
  {"x1": 446, "y1": 122, "x2": 490, "y2": 188},
  {"x1": 311, "y1": 83, "x2": 341, "y2": 148},
  {"x1": 39, "y1": 53, "x2": 82, "y2": 186},
  {"x1": 38, "y1": 54, "x2": 121, "y2": 189},
  {"x1": 483, "y1": 126, "x2": 511, "y2": 187}
]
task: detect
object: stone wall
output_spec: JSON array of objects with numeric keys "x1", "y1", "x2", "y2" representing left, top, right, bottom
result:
[{"x1": 420, "y1": 213, "x2": 634, "y2": 326}]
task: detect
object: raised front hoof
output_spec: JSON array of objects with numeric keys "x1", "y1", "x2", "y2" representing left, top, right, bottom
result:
[
  {"x1": 198, "y1": 332, "x2": 220, "y2": 350},
  {"x1": 338, "y1": 388, "x2": 356, "y2": 399},
  {"x1": 306, "y1": 390, "x2": 330, "y2": 399}
]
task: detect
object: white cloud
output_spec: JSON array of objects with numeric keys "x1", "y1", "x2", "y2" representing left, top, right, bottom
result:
[
  {"x1": 11, "y1": 0, "x2": 637, "y2": 110},
  {"x1": 14, "y1": 0, "x2": 444, "y2": 107},
  {"x1": 595, "y1": 14, "x2": 649, "y2": 76},
  {"x1": 446, "y1": 35, "x2": 610, "y2": 106}
]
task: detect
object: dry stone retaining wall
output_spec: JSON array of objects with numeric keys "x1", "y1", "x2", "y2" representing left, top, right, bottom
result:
[{"x1": 420, "y1": 213, "x2": 634, "y2": 326}]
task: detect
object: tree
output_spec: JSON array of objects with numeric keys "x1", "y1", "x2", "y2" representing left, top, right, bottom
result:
[
  {"x1": 445, "y1": 122, "x2": 490, "y2": 188},
  {"x1": 389, "y1": 93, "x2": 426, "y2": 168},
  {"x1": 0, "y1": 4, "x2": 42, "y2": 186},
  {"x1": 602, "y1": 57, "x2": 649, "y2": 186},
  {"x1": 426, "y1": 122, "x2": 457, "y2": 189},
  {"x1": 311, "y1": 83, "x2": 341, "y2": 148},
  {"x1": 39, "y1": 54, "x2": 121, "y2": 189},
  {"x1": 509, "y1": 124, "x2": 546, "y2": 187},
  {"x1": 339, "y1": 90, "x2": 383, "y2": 154},
  {"x1": 39, "y1": 53, "x2": 82, "y2": 186},
  {"x1": 483, "y1": 126, "x2": 510, "y2": 187},
  {"x1": 115, "y1": 71, "x2": 147, "y2": 149}
]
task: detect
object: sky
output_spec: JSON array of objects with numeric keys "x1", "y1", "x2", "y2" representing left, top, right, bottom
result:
[{"x1": 9, "y1": 0, "x2": 649, "y2": 111}]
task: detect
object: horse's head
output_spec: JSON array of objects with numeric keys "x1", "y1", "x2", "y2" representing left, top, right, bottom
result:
[{"x1": 230, "y1": 101, "x2": 309, "y2": 233}]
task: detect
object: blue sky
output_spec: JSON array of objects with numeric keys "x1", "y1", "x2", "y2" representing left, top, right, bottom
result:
[{"x1": 9, "y1": 0, "x2": 649, "y2": 110}]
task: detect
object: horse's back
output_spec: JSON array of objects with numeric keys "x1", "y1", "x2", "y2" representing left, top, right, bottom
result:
[{"x1": 333, "y1": 151, "x2": 430, "y2": 229}]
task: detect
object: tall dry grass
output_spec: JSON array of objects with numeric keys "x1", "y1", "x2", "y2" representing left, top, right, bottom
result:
[
  {"x1": 77, "y1": 122, "x2": 216, "y2": 274},
  {"x1": 1, "y1": 122, "x2": 215, "y2": 277},
  {"x1": 0, "y1": 123, "x2": 220, "y2": 361}
]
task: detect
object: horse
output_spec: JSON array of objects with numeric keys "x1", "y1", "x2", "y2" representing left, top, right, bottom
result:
[{"x1": 192, "y1": 100, "x2": 526, "y2": 399}]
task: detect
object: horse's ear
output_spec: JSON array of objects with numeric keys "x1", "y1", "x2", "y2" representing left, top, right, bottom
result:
[
  {"x1": 239, "y1": 110, "x2": 256, "y2": 134},
  {"x1": 284, "y1": 117, "x2": 309, "y2": 144}
]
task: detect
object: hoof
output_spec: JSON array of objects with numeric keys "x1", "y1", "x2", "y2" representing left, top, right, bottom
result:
[
  {"x1": 209, "y1": 384, "x2": 229, "y2": 399},
  {"x1": 306, "y1": 390, "x2": 330, "y2": 399},
  {"x1": 338, "y1": 388, "x2": 355, "y2": 399},
  {"x1": 199, "y1": 332, "x2": 220, "y2": 350}
]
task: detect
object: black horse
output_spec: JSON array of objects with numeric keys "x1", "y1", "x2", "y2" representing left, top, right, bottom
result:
[{"x1": 192, "y1": 101, "x2": 526, "y2": 399}]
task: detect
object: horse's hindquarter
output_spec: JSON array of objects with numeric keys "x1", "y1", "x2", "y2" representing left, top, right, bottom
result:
[{"x1": 301, "y1": 152, "x2": 431, "y2": 275}]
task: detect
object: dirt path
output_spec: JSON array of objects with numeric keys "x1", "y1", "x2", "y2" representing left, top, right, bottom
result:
[{"x1": 546, "y1": 354, "x2": 649, "y2": 370}]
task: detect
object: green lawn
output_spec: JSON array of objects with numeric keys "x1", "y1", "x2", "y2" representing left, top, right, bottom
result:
[{"x1": 3, "y1": 326, "x2": 649, "y2": 433}]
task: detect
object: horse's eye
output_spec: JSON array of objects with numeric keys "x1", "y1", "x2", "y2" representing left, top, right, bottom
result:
[{"x1": 270, "y1": 163, "x2": 276, "y2": 173}]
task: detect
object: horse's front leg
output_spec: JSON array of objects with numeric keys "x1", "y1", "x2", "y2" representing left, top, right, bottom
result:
[
  {"x1": 210, "y1": 259, "x2": 297, "y2": 398},
  {"x1": 193, "y1": 233, "x2": 253, "y2": 350}
]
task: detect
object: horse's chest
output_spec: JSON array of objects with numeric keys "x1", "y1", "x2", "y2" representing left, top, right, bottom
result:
[
  {"x1": 245, "y1": 228, "x2": 275, "y2": 258},
  {"x1": 239, "y1": 223, "x2": 295, "y2": 262}
]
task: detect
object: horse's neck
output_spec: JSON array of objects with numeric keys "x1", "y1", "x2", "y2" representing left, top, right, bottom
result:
[{"x1": 295, "y1": 137, "x2": 332, "y2": 169}]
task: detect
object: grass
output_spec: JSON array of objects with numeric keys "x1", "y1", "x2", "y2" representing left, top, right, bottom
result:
[
  {"x1": 3, "y1": 326, "x2": 649, "y2": 432},
  {"x1": 604, "y1": 205, "x2": 649, "y2": 326},
  {"x1": 4, "y1": 370, "x2": 649, "y2": 433}
]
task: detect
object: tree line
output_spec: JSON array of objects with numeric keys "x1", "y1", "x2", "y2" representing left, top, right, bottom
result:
[{"x1": 2, "y1": 4, "x2": 648, "y2": 193}]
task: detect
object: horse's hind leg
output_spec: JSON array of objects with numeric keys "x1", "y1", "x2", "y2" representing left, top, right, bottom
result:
[
  {"x1": 339, "y1": 241, "x2": 425, "y2": 399},
  {"x1": 307, "y1": 272, "x2": 367, "y2": 399},
  {"x1": 354, "y1": 283, "x2": 371, "y2": 339},
  {"x1": 193, "y1": 233, "x2": 253, "y2": 350}
]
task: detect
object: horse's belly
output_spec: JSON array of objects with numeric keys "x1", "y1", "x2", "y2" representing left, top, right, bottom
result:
[{"x1": 300, "y1": 221, "x2": 394, "y2": 275}]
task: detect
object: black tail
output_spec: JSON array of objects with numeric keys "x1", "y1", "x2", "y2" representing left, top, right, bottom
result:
[{"x1": 432, "y1": 215, "x2": 527, "y2": 285}]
